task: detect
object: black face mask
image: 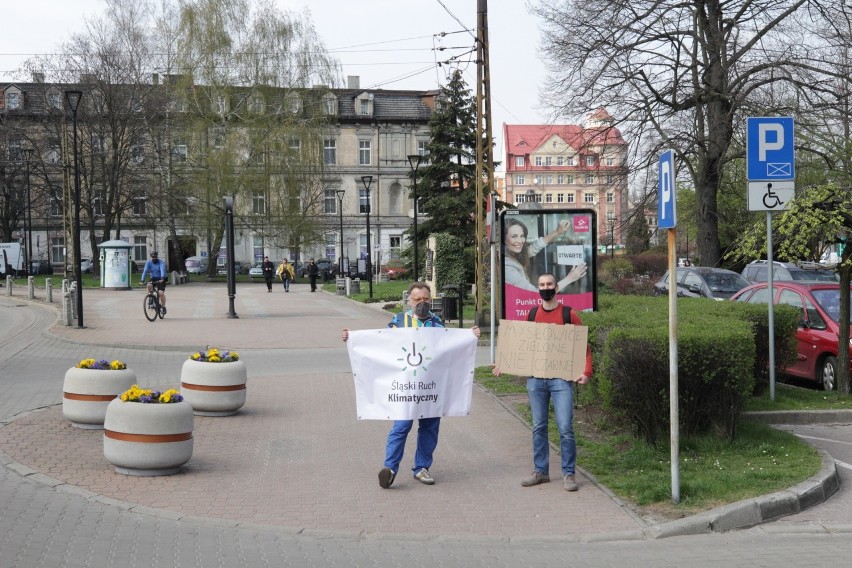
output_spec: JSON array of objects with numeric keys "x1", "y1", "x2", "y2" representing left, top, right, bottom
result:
[
  {"x1": 152, "y1": 258, "x2": 159, "y2": 264},
  {"x1": 413, "y1": 302, "x2": 431, "y2": 319},
  {"x1": 539, "y1": 288, "x2": 556, "y2": 301}
]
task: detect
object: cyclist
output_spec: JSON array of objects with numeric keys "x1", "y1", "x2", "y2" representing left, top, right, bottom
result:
[{"x1": 140, "y1": 251, "x2": 168, "y2": 315}]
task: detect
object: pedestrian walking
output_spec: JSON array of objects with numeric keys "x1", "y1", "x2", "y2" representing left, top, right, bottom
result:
[
  {"x1": 261, "y1": 256, "x2": 275, "y2": 292},
  {"x1": 307, "y1": 258, "x2": 319, "y2": 292},
  {"x1": 277, "y1": 259, "x2": 294, "y2": 292}
]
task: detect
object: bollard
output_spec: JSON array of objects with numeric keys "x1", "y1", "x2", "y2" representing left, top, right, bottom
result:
[
  {"x1": 69, "y1": 281, "x2": 78, "y2": 320},
  {"x1": 46, "y1": 278, "x2": 53, "y2": 303},
  {"x1": 28, "y1": 276, "x2": 35, "y2": 299},
  {"x1": 6, "y1": 275, "x2": 12, "y2": 295}
]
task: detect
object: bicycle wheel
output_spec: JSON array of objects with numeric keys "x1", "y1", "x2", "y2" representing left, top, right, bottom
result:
[{"x1": 143, "y1": 293, "x2": 159, "y2": 322}]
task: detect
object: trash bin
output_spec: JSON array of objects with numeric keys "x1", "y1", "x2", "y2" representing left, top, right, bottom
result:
[
  {"x1": 350, "y1": 278, "x2": 361, "y2": 294},
  {"x1": 442, "y1": 296, "x2": 458, "y2": 320}
]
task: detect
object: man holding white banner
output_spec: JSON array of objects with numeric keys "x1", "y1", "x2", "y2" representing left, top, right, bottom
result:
[{"x1": 343, "y1": 282, "x2": 480, "y2": 489}]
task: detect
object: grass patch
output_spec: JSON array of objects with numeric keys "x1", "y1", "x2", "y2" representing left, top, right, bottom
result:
[
  {"x1": 476, "y1": 368, "x2": 822, "y2": 518},
  {"x1": 746, "y1": 382, "x2": 852, "y2": 411}
]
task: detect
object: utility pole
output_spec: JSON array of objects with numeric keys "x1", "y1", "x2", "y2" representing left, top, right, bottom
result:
[{"x1": 475, "y1": 0, "x2": 495, "y2": 323}]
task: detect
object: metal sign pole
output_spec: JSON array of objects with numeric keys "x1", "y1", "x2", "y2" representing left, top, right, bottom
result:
[{"x1": 767, "y1": 212, "x2": 775, "y2": 401}]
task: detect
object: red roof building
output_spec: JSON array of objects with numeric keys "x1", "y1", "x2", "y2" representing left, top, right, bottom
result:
[{"x1": 503, "y1": 108, "x2": 628, "y2": 246}]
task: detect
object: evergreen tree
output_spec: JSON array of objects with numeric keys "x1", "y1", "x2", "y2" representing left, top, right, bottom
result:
[{"x1": 411, "y1": 70, "x2": 478, "y2": 256}]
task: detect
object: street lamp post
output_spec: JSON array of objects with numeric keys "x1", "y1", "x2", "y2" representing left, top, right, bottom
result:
[
  {"x1": 23, "y1": 147, "x2": 34, "y2": 275},
  {"x1": 360, "y1": 176, "x2": 374, "y2": 300},
  {"x1": 607, "y1": 214, "x2": 617, "y2": 259},
  {"x1": 65, "y1": 90, "x2": 84, "y2": 328},
  {"x1": 407, "y1": 154, "x2": 423, "y2": 282},
  {"x1": 336, "y1": 189, "x2": 345, "y2": 276}
]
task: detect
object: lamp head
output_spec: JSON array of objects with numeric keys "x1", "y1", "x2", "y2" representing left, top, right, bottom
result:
[
  {"x1": 64, "y1": 90, "x2": 83, "y2": 112},
  {"x1": 360, "y1": 175, "x2": 373, "y2": 191}
]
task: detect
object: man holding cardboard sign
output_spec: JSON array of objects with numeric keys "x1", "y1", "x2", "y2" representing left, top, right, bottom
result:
[{"x1": 494, "y1": 273, "x2": 592, "y2": 492}]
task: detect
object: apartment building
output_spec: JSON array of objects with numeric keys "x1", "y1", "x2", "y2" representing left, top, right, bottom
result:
[
  {"x1": 0, "y1": 74, "x2": 435, "y2": 274},
  {"x1": 503, "y1": 108, "x2": 629, "y2": 246}
]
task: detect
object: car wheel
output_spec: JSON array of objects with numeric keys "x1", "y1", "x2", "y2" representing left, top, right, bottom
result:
[{"x1": 819, "y1": 355, "x2": 837, "y2": 391}]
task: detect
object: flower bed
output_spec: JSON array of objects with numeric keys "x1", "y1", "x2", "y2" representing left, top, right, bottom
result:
[{"x1": 62, "y1": 359, "x2": 136, "y2": 429}]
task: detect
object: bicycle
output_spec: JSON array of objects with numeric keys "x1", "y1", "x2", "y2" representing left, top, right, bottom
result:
[{"x1": 142, "y1": 281, "x2": 166, "y2": 321}]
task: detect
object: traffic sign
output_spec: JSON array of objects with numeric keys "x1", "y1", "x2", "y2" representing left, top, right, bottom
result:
[
  {"x1": 657, "y1": 150, "x2": 676, "y2": 229},
  {"x1": 747, "y1": 181, "x2": 794, "y2": 212},
  {"x1": 747, "y1": 117, "x2": 794, "y2": 181}
]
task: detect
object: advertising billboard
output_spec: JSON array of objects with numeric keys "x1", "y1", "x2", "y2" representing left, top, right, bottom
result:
[{"x1": 500, "y1": 209, "x2": 597, "y2": 320}]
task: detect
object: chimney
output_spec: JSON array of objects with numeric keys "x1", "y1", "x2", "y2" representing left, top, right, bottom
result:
[
  {"x1": 347, "y1": 75, "x2": 360, "y2": 90},
  {"x1": 32, "y1": 72, "x2": 45, "y2": 83}
]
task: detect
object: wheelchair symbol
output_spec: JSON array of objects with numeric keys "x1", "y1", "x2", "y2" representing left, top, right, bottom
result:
[{"x1": 763, "y1": 183, "x2": 784, "y2": 209}]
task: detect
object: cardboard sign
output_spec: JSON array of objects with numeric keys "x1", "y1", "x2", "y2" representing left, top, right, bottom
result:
[{"x1": 496, "y1": 319, "x2": 588, "y2": 381}]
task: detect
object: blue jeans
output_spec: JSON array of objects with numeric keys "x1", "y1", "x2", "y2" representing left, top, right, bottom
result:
[
  {"x1": 282, "y1": 278, "x2": 290, "y2": 291},
  {"x1": 527, "y1": 378, "x2": 576, "y2": 476},
  {"x1": 383, "y1": 417, "x2": 441, "y2": 474}
]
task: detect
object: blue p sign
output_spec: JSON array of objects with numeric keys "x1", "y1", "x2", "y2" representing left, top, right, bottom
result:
[
  {"x1": 658, "y1": 150, "x2": 676, "y2": 229},
  {"x1": 747, "y1": 117, "x2": 794, "y2": 181}
]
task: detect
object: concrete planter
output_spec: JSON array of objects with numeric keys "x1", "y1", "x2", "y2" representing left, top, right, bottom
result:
[
  {"x1": 103, "y1": 398, "x2": 194, "y2": 476},
  {"x1": 62, "y1": 367, "x2": 137, "y2": 429},
  {"x1": 180, "y1": 359, "x2": 247, "y2": 416}
]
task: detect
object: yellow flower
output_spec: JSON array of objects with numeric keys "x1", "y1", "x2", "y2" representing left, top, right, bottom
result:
[
  {"x1": 76, "y1": 358, "x2": 96, "y2": 369},
  {"x1": 110, "y1": 360, "x2": 126, "y2": 370},
  {"x1": 190, "y1": 353, "x2": 201, "y2": 360},
  {"x1": 230, "y1": 352, "x2": 239, "y2": 361},
  {"x1": 208, "y1": 355, "x2": 221, "y2": 362}
]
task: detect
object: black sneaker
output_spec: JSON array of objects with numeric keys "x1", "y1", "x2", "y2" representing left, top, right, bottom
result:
[{"x1": 378, "y1": 467, "x2": 396, "y2": 489}]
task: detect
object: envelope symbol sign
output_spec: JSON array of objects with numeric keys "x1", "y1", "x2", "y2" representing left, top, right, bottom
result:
[{"x1": 767, "y1": 163, "x2": 791, "y2": 177}]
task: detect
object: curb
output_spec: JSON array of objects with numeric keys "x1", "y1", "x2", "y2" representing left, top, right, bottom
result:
[{"x1": 743, "y1": 409, "x2": 852, "y2": 425}]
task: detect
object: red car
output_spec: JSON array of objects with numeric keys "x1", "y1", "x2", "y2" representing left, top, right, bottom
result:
[{"x1": 731, "y1": 281, "x2": 851, "y2": 390}]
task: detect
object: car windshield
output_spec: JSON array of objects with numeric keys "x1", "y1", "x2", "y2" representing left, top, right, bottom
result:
[
  {"x1": 704, "y1": 272, "x2": 750, "y2": 293},
  {"x1": 811, "y1": 289, "x2": 852, "y2": 322}
]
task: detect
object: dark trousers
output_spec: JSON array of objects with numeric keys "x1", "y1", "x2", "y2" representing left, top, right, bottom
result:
[
  {"x1": 309, "y1": 274, "x2": 318, "y2": 291},
  {"x1": 264, "y1": 275, "x2": 273, "y2": 290}
]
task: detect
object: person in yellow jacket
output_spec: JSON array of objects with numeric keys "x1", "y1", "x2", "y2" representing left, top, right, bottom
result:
[{"x1": 276, "y1": 259, "x2": 295, "y2": 292}]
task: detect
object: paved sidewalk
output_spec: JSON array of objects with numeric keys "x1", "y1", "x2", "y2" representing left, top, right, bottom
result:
[{"x1": 0, "y1": 279, "x2": 847, "y2": 552}]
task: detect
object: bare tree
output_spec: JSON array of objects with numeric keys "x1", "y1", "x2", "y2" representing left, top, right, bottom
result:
[{"x1": 533, "y1": 0, "x2": 852, "y2": 266}]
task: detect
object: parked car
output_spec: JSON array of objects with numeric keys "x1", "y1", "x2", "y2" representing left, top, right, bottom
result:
[
  {"x1": 299, "y1": 258, "x2": 335, "y2": 279},
  {"x1": 741, "y1": 260, "x2": 837, "y2": 283},
  {"x1": 217, "y1": 261, "x2": 246, "y2": 275},
  {"x1": 731, "y1": 281, "x2": 852, "y2": 390},
  {"x1": 653, "y1": 267, "x2": 750, "y2": 301},
  {"x1": 248, "y1": 262, "x2": 265, "y2": 279},
  {"x1": 184, "y1": 256, "x2": 208, "y2": 275},
  {"x1": 80, "y1": 258, "x2": 92, "y2": 274},
  {"x1": 30, "y1": 260, "x2": 53, "y2": 275}
]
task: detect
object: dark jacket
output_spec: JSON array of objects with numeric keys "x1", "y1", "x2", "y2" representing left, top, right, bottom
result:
[
  {"x1": 307, "y1": 262, "x2": 319, "y2": 277},
  {"x1": 261, "y1": 260, "x2": 275, "y2": 276}
]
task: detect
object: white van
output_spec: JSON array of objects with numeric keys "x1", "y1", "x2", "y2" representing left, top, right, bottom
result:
[{"x1": 184, "y1": 256, "x2": 209, "y2": 275}]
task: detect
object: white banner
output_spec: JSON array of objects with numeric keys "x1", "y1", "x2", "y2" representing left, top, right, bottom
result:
[{"x1": 347, "y1": 327, "x2": 477, "y2": 420}]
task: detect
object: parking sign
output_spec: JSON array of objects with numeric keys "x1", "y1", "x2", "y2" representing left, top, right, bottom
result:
[
  {"x1": 747, "y1": 117, "x2": 794, "y2": 181},
  {"x1": 658, "y1": 150, "x2": 676, "y2": 229}
]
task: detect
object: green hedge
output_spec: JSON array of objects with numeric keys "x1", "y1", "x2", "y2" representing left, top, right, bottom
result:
[{"x1": 582, "y1": 296, "x2": 799, "y2": 445}]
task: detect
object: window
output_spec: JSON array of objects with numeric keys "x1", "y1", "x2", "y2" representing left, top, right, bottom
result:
[
  {"x1": 606, "y1": 192, "x2": 614, "y2": 202},
  {"x1": 50, "y1": 197, "x2": 62, "y2": 217},
  {"x1": 51, "y1": 236, "x2": 65, "y2": 264},
  {"x1": 557, "y1": 156, "x2": 564, "y2": 166},
  {"x1": 324, "y1": 95, "x2": 336, "y2": 115},
  {"x1": 584, "y1": 193, "x2": 595, "y2": 203},
  {"x1": 545, "y1": 156, "x2": 552, "y2": 166},
  {"x1": 389, "y1": 235, "x2": 402, "y2": 259},
  {"x1": 132, "y1": 197, "x2": 147, "y2": 216},
  {"x1": 515, "y1": 175, "x2": 525, "y2": 185},
  {"x1": 534, "y1": 175, "x2": 542, "y2": 185},
  {"x1": 323, "y1": 138, "x2": 336, "y2": 165},
  {"x1": 288, "y1": 95, "x2": 301, "y2": 114},
  {"x1": 7, "y1": 139, "x2": 21, "y2": 161},
  {"x1": 131, "y1": 141, "x2": 145, "y2": 164},
  {"x1": 359, "y1": 140, "x2": 371, "y2": 165},
  {"x1": 252, "y1": 194, "x2": 266, "y2": 215},
  {"x1": 557, "y1": 175, "x2": 564, "y2": 184},
  {"x1": 91, "y1": 135, "x2": 105, "y2": 155},
  {"x1": 389, "y1": 182, "x2": 402, "y2": 215},
  {"x1": 360, "y1": 99, "x2": 369, "y2": 114},
  {"x1": 251, "y1": 151, "x2": 264, "y2": 165},
  {"x1": 566, "y1": 175, "x2": 574, "y2": 184},
  {"x1": 606, "y1": 175, "x2": 614, "y2": 184},
  {"x1": 253, "y1": 236, "x2": 264, "y2": 262},
  {"x1": 250, "y1": 94, "x2": 264, "y2": 114},
  {"x1": 5, "y1": 92, "x2": 20, "y2": 110},
  {"x1": 535, "y1": 156, "x2": 542, "y2": 166},
  {"x1": 359, "y1": 188, "x2": 371, "y2": 214},
  {"x1": 215, "y1": 95, "x2": 226, "y2": 114},
  {"x1": 515, "y1": 156, "x2": 524, "y2": 167},
  {"x1": 567, "y1": 156, "x2": 575, "y2": 166},
  {"x1": 557, "y1": 193, "x2": 564, "y2": 203},
  {"x1": 289, "y1": 138, "x2": 301, "y2": 153},
  {"x1": 172, "y1": 143, "x2": 187, "y2": 162},
  {"x1": 324, "y1": 190, "x2": 337, "y2": 214},
  {"x1": 566, "y1": 193, "x2": 575, "y2": 203},
  {"x1": 545, "y1": 175, "x2": 553, "y2": 184},
  {"x1": 545, "y1": 193, "x2": 553, "y2": 203},
  {"x1": 133, "y1": 236, "x2": 147, "y2": 262},
  {"x1": 606, "y1": 157, "x2": 615, "y2": 166},
  {"x1": 418, "y1": 140, "x2": 429, "y2": 157},
  {"x1": 48, "y1": 92, "x2": 62, "y2": 110},
  {"x1": 586, "y1": 155, "x2": 595, "y2": 166},
  {"x1": 93, "y1": 197, "x2": 104, "y2": 217},
  {"x1": 584, "y1": 174, "x2": 595, "y2": 184},
  {"x1": 47, "y1": 145, "x2": 61, "y2": 164}
]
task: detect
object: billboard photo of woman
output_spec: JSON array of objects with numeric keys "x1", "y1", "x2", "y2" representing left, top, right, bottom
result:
[{"x1": 500, "y1": 209, "x2": 597, "y2": 320}]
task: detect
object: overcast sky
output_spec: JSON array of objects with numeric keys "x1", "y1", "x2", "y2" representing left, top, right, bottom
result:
[{"x1": 1, "y1": 0, "x2": 553, "y2": 164}]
